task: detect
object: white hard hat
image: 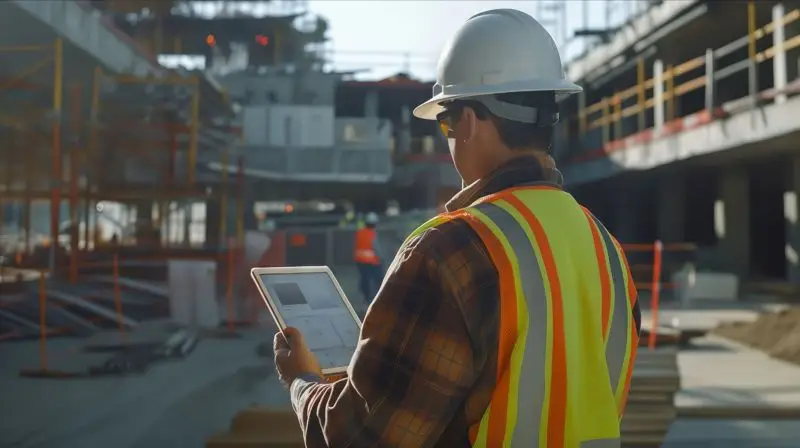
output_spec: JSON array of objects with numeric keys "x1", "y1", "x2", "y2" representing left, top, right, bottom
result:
[
  {"x1": 365, "y1": 212, "x2": 379, "y2": 224},
  {"x1": 413, "y1": 9, "x2": 582, "y2": 121}
]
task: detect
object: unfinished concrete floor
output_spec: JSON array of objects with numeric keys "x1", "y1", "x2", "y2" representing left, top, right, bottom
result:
[{"x1": 3, "y1": 274, "x2": 800, "y2": 447}]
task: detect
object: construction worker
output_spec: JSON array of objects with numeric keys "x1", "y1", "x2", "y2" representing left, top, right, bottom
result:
[
  {"x1": 274, "y1": 9, "x2": 641, "y2": 447},
  {"x1": 353, "y1": 212, "x2": 383, "y2": 303}
]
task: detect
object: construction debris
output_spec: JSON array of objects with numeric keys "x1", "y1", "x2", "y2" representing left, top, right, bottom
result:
[
  {"x1": 713, "y1": 306, "x2": 800, "y2": 366},
  {"x1": 623, "y1": 347, "x2": 680, "y2": 447}
]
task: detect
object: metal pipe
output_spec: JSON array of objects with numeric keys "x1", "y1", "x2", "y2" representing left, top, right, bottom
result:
[
  {"x1": 0, "y1": 44, "x2": 51, "y2": 52},
  {"x1": 0, "y1": 55, "x2": 53, "y2": 93},
  {"x1": 86, "y1": 67, "x2": 102, "y2": 250},
  {"x1": 188, "y1": 77, "x2": 200, "y2": 186},
  {"x1": 748, "y1": 0, "x2": 759, "y2": 101},
  {"x1": 69, "y1": 84, "x2": 82, "y2": 284},
  {"x1": 49, "y1": 37, "x2": 63, "y2": 275}
]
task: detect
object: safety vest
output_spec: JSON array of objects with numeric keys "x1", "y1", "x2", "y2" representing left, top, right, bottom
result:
[
  {"x1": 407, "y1": 185, "x2": 638, "y2": 448},
  {"x1": 353, "y1": 228, "x2": 380, "y2": 265}
]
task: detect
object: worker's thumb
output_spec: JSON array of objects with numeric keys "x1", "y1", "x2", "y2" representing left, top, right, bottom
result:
[{"x1": 282, "y1": 326, "x2": 305, "y2": 349}]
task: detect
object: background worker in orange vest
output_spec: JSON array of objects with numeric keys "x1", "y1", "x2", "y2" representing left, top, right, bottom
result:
[
  {"x1": 353, "y1": 212, "x2": 383, "y2": 303},
  {"x1": 274, "y1": 9, "x2": 640, "y2": 447}
]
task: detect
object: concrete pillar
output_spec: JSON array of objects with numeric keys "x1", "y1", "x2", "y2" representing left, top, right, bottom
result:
[
  {"x1": 653, "y1": 60, "x2": 664, "y2": 136},
  {"x1": 786, "y1": 154, "x2": 800, "y2": 284},
  {"x1": 773, "y1": 3, "x2": 788, "y2": 104},
  {"x1": 717, "y1": 166, "x2": 751, "y2": 278},
  {"x1": 657, "y1": 174, "x2": 686, "y2": 243},
  {"x1": 205, "y1": 200, "x2": 221, "y2": 248},
  {"x1": 365, "y1": 90, "x2": 379, "y2": 117}
]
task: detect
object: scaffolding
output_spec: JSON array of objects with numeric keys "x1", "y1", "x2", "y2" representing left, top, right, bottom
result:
[{"x1": 0, "y1": 34, "x2": 244, "y2": 281}]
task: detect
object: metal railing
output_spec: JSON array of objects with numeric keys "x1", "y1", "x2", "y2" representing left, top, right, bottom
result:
[{"x1": 561, "y1": 3, "x2": 800, "y2": 164}]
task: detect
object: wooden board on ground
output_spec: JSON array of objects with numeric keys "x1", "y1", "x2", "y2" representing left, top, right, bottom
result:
[{"x1": 206, "y1": 407, "x2": 303, "y2": 448}]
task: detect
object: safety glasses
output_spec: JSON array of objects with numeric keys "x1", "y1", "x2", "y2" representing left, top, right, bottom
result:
[{"x1": 436, "y1": 105, "x2": 462, "y2": 138}]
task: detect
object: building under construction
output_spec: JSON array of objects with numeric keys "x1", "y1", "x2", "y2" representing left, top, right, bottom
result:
[{"x1": 2, "y1": 1, "x2": 800, "y2": 447}]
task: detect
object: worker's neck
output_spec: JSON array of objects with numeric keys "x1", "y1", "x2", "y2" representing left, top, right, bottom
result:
[{"x1": 475, "y1": 148, "x2": 552, "y2": 181}]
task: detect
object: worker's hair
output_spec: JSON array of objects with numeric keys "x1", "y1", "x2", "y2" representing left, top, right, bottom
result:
[{"x1": 453, "y1": 92, "x2": 556, "y2": 152}]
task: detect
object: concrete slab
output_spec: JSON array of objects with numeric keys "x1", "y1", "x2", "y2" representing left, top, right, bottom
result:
[
  {"x1": 664, "y1": 419, "x2": 800, "y2": 447},
  {"x1": 676, "y1": 336, "x2": 800, "y2": 409},
  {"x1": 0, "y1": 329, "x2": 286, "y2": 448}
]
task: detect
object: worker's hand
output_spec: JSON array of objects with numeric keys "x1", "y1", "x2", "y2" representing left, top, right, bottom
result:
[{"x1": 273, "y1": 327, "x2": 323, "y2": 388}]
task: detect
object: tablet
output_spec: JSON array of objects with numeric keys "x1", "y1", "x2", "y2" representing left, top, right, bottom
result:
[{"x1": 250, "y1": 266, "x2": 362, "y2": 377}]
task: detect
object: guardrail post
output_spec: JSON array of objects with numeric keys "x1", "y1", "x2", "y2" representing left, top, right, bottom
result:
[
  {"x1": 747, "y1": 1, "x2": 759, "y2": 104},
  {"x1": 773, "y1": 3, "x2": 788, "y2": 104},
  {"x1": 602, "y1": 98, "x2": 610, "y2": 146},
  {"x1": 653, "y1": 60, "x2": 665, "y2": 136},
  {"x1": 637, "y1": 57, "x2": 646, "y2": 132},
  {"x1": 705, "y1": 48, "x2": 716, "y2": 112}
]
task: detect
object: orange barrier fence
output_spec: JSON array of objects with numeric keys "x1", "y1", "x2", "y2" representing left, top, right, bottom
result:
[{"x1": 620, "y1": 241, "x2": 697, "y2": 350}]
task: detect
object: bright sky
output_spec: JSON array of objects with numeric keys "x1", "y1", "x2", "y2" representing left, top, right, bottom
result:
[{"x1": 307, "y1": 0, "x2": 646, "y2": 81}]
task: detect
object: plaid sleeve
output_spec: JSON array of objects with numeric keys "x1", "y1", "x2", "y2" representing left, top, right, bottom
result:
[{"x1": 290, "y1": 222, "x2": 489, "y2": 447}]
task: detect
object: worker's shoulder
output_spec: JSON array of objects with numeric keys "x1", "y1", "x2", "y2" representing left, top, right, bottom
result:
[{"x1": 401, "y1": 214, "x2": 486, "y2": 264}]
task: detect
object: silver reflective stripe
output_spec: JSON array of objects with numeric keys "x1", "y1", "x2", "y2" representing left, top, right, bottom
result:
[
  {"x1": 589, "y1": 213, "x2": 630, "y2": 397},
  {"x1": 581, "y1": 438, "x2": 621, "y2": 448},
  {"x1": 476, "y1": 203, "x2": 548, "y2": 447}
]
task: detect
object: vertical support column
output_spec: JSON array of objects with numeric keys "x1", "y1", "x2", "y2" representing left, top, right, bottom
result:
[
  {"x1": 666, "y1": 65, "x2": 676, "y2": 121},
  {"x1": 653, "y1": 60, "x2": 664, "y2": 136},
  {"x1": 657, "y1": 172, "x2": 686, "y2": 243},
  {"x1": 187, "y1": 76, "x2": 200, "y2": 186},
  {"x1": 182, "y1": 202, "x2": 192, "y2": 246},
  {"x1": 220, "y1": 148, "x2": 229, "y2": 244},
  {"x1": 205, "y1": 200, "x2": 221, "y2": 248},
  {"x1": 612, "y1": 93, "x2": 622, "y2": 141},
  {"x1": 717, "y1": 165, "x2": 751, "y2": 279},
  {"x1": 578, "y1": 90, "x2": 587, "y2": 135},
  {"x1": 68, "y1": 84, "x2": 82, "y2": 284},
  {"x1": 773, "y1": 3, "x2": 788, "y2": 104},
  {"x1": 637, "y1": 57, "x2": 646, "y2": 132},
  {"x1": 364, "y1": 90, "x2": 379, "y2": 118},
  {"x1": 49, "y1": 37, "x2": 64, "y2": 274},
  {"x1": 705, "y1": 48, "x2": 716, "y2": 112},
  {"x1": 787, "y1": 154, "x2": 800, "y2": 284},
  {"x1": 601, "y1": 97, "x2": 610, "y2": 146},
  {"x1": 747, "y1": 1, "x2": 759, "y2": 103}
]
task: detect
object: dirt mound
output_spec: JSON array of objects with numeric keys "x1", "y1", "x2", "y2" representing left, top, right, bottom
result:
[{"x1": 713, "y1": 307, "x2": 800, "y2": 366}]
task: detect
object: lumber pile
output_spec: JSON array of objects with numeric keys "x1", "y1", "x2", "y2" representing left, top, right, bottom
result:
[
  {"x1": 622, "y1": 347, "x2": 680, "y2": 447},
  {"x1": 206, "y1": 407, "x2": 304, "y2": 448}
]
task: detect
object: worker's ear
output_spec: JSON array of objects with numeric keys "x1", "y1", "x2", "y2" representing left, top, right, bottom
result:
[{"x1": 461, "y1": 106, "x2": 478, "y2": 144}]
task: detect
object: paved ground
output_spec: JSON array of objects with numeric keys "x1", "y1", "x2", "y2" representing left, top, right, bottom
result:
[{"x1": 4, "y1": 274, "x2": 800, "y2": 447}]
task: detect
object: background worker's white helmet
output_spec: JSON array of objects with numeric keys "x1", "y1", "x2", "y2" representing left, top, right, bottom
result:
[
  {"x1": 413, "y1": 9, "x2": 582, "y2": 121},
  {"x1": 365, "y1": 212, "x2": 379, "y2": 225}
]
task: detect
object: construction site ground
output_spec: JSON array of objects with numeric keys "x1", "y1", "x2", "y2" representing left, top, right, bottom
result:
[{"x1": 3, "y1": 271, "x2": 800, "y2": 447}]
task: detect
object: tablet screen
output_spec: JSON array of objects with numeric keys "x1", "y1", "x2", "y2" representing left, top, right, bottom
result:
[{"x1": 260, "y1": 271, "x2": 360, "y2": 370}]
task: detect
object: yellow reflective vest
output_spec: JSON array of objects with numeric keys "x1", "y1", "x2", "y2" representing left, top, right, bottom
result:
[{"x1": 408, "y1": 185, "x2": 639, "y2": 447}]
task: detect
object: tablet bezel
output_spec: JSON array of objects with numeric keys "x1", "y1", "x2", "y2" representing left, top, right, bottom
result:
[{"x1": 250, "y1": 265, "x2": 362, "y2": 376}]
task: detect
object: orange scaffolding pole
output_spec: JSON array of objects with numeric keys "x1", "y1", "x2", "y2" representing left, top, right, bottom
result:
[
  {"x1": 38, "y1": 271, "x2": 48, "y2": 371},
  {"x1": 219, "y1": 147, "x2": 229, "y2": 243},
  {"x1": 49, "y1": 37, "x2": 64, "y2": 273},
  {"x1": 69, "y1": 83, "x2": 82, "y2": 284},
  {"x1": 648, "y1": 241, "x2": 664, "y2": 350},
  {"x1": 188, "y1": 77, "x2": 200, "y2": 186},
  {"x1": 112, "y1": 253, "x2": 126, "y2": 335}
]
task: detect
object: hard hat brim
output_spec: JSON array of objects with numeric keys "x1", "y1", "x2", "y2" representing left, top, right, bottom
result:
[{"x1": 413, "y1": 79, "x2": 583, "y2": 121}]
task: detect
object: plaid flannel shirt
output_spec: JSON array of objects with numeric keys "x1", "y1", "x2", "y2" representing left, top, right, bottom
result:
[{"x1": 290, "y1": 156, "x2": 642, "y2": 447}]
